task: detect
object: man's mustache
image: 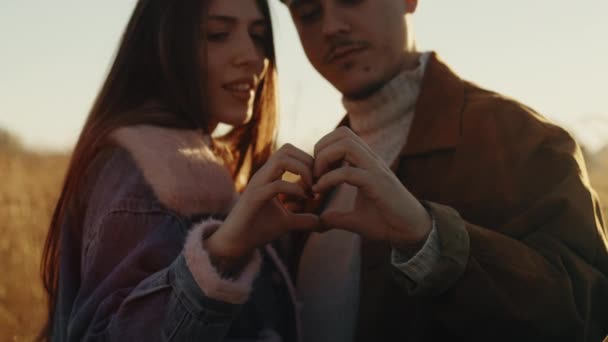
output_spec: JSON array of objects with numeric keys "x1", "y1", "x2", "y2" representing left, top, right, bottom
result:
[{"x1": 324, "y1": 39, "x2": 370, "y2": 63}]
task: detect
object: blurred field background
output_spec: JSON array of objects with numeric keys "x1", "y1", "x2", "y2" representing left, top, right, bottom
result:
[
  {"x1": 0, "y1": 129, "x2": 69, "y2": 341},
  {"x1": 0, "y1": 126, "x2": 607, "y2": 341}
]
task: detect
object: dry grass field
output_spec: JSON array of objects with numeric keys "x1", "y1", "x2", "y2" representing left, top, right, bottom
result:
[
  {"x1": 0, "y1": 129, "x2": 606, "y2": 341},
  {"x1": 588, "y1": 147, "x2": 608, "y2": 220},
  {"x1": 0, "y1": 134, "x2": 69, "y2": 341}
]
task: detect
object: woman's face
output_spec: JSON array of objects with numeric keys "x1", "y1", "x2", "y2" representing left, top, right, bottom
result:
[{"x1": 204, "y1": 0, "x2": 270, "y2": 129}]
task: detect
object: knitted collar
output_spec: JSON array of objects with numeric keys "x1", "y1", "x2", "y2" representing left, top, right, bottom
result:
[{"x1": 343, "y1": 52, "x2": 431, "y2": 136}]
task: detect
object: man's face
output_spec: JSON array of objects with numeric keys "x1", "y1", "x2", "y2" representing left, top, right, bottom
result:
[{"x1": 288, "y1": 0, "x2": 416, "y2": 98}]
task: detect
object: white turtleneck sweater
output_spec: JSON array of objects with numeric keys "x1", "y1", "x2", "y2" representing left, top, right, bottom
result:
[{"x1": 296, "y1": 52, "x2": 441, "y2": 342}]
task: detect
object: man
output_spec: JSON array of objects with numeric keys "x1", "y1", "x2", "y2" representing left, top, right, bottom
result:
[{"x1": 279, "y1": 0, "x2": 608, "y2": 341}]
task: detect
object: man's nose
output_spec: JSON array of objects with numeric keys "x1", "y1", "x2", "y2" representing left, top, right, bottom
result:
[{"x1": 322, "y1": 5, "x2": 350, "y2": 38}]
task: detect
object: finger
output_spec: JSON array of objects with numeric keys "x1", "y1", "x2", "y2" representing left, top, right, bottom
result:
[
  {"x1": 283, "y1": 200, "x2": 304, "y2": 213},
  {"x1": 276, "y1": 156, "x2": 314, "y2": 188},
  {"x1": 320, "y1": 210, "x2": 360, "y2": 233},
  {"x1": 313, "y1": 139, "x2": 375, "y2": 178},
  {"x1": 314, "y1": 127, "x2": 374, "y2": 159},
  {"x1": 278, "y1": 143, "x2": 315, "y2": 170},
  {"x1": 259, "y1": 180, "x2": 309, "y2": 201},
  {"x1": 286, "y1": 213, "x2": 321, "y2": 231},
  {"x1": 262, "y1": 155, "x2": 314, "y2": 188},
  {"x1": 312, "y1": 166, "x2": 368, "y2": 194},
  {"x1": 279, "y1": 191, "x2": 307, "y2": 212}
]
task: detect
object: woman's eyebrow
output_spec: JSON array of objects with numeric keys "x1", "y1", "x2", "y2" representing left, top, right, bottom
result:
[
  {"x1": 250, "y1": 20, "x2": 268, "y2": 28},
  {"x1": 208, "y1": 15, "x2": 236, "y2": 24},
  {"x1": 208, "y1": 16, "x2": 266, "y2": 26},
  {"x1": 289, "y1": 0, "x2": 311, "y2": 10}
]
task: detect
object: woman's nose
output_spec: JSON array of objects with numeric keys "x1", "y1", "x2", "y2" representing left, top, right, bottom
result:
[{"x1": 232, "y1": 34, "x2": 263, "y2": 70}]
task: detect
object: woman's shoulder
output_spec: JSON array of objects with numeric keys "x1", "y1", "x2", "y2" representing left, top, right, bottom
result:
[
  {"x1": 84, "y1": 144, "x2": 157, "y2": 212},
  {"x1": 86, "y1": 125, "x2": 238, "y2": 219}
]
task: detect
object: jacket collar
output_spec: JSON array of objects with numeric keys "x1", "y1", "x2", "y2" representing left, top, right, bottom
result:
[
  {"x1": 109, "y1": 125, "x2": 237, "y2": 217},
  {"x1": 401, "y1": 52, "x2": 465, "y2": 156}
]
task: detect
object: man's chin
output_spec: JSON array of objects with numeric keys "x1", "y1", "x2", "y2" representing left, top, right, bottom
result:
[{"x1": 338, "y1": 78, "x2": 385, "y2": 100}]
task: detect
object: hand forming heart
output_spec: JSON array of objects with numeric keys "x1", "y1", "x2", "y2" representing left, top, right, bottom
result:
[
  {"x1": 206, "y1": 127, "x2": 432, "y2": 261},
  {"x1": 311, "y1": 126, "x2": 432, "y2": 246}
]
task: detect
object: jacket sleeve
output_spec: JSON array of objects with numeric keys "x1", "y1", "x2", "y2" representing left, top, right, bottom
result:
[
  {"x1": 391, "y1": 216, "x2": 441, "y2": 284},
  {"x1": 391, "y1": 127, "x2": 608, "y2": 341},
  {"x1": 68, "y1": 209, "x2": 261, "y2": 342}
]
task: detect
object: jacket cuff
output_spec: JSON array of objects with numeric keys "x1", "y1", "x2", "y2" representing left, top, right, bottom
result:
[
  {"x1": 391, "y1": 219, "x2": 441, "y2": 284},
  {"x1": 183, "y1": 218, "x2": 262, "y2": 305},
  {"x1": 391, "y1": 201, "x2": 469, "y2": 296}
]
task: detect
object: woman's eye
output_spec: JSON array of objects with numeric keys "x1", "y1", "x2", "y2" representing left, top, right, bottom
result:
[
  {"x1": 250, "y1": 28, "x2": 268, "y2": 42},
  {"x1": 297, "y1": 7, "x2": 322, "y2": 23},
  {"x1": 341, "y1": 0, "x2": 363, "y2": 5},
  {"x1": 207, "y1": 32, "x2": 229, "y2": 41},
  {"x1": 251, "y1": 34, "x2": 265, "y2": 43}
]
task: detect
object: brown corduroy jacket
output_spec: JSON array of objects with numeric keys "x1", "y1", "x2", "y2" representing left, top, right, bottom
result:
[{"x1": 287, "y1": 53, "x2": 608, "y2": 341}]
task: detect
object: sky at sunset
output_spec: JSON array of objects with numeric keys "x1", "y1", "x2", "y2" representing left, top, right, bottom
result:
[{"x1": 1, "y1": 0, "x2": 607, "y2": 152}]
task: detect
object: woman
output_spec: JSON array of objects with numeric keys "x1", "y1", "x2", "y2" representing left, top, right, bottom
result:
[{"x1": 40, "y1": 0, "x2": 318, "y2": 340}]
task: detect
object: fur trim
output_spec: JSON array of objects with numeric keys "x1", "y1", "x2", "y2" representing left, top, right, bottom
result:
[
  {"x1": 184, "y1": 218, "x2": 262, "y2": 305},
  {"x1": 110, "y1": 125, "x2": 237, "y2": 216}
]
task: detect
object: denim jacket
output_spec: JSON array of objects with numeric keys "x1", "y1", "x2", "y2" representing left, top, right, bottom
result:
[{"x1": 51, "y1": 125, "x2": 298, "y2": 341}]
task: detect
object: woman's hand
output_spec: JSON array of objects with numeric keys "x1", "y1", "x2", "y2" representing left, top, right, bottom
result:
[{"x1": 205, "y1": 144, "x2": 320, "y2": 265}]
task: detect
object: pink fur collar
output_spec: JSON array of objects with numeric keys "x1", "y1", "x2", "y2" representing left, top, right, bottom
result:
[{"x1": 109, "y1": 125, "x2": 237, "y2": 217}]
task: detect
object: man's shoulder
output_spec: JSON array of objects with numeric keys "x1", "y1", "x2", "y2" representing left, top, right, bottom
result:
[{"x1": 459, "y1": 80, "x2": 573, "y2": 151}]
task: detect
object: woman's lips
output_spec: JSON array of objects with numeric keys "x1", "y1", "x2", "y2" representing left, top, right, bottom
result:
[{"x1": 222, "y1": 80, "x2": 254, "y2": 101}]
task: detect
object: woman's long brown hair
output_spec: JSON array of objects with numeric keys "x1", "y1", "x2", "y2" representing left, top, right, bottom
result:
[{"x1": 39, "y1": 0, "x2": 277, "y2": 339}]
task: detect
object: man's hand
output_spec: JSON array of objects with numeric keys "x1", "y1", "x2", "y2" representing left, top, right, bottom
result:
[{"x1": 312, "y1": 127, "x2": 432, "y2": 248}]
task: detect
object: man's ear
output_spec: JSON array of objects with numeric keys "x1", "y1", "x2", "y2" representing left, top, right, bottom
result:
[{"x1": 404, "y1": 0, "x2": 418, "y2": 14}]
